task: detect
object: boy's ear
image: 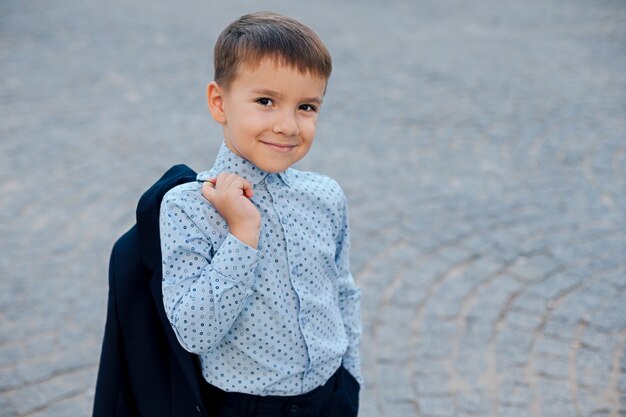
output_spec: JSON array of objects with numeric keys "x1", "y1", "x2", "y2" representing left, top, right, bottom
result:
[{"x1": 207, "y1": 81, "x2": 226, "y2": 124}]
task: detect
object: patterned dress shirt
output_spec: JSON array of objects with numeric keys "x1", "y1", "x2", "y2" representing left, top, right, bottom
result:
[{"x1": 160, "y1": 143, "x2": 362, "y2": 396}]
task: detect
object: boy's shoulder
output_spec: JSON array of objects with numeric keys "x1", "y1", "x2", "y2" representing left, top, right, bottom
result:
[
  {"x1": 287, "y1": 168, "x2": 343, "y2": 191},
  {"x1": 161, "y1": 180, "x2": 205, "y2": 211},
  {"x1": 160, "y1": 167, "x2": 347, "y2": 211},
  {"x1": 287, "y1": 168, "x2": 346, "y2": 201}
]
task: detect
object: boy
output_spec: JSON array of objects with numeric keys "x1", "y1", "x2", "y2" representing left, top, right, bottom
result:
[{"x1": 160, "y1": 12, "x2": 361, "y2": 417}]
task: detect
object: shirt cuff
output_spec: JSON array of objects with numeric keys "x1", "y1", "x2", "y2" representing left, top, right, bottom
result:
[{"x1": 209, "y1": 233, "x2": 260, "y2": 287}]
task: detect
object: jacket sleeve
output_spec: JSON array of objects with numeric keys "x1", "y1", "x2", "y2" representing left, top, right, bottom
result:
[
  {"x1": 160, "y1": 191, "x2": 261, "y2": 354},
  {"x1": 335, "y1": 194, "x2": 363, "y2": 386},
  {"x1": 93, "y1": 243, "x2": 136, "y2": 417}
]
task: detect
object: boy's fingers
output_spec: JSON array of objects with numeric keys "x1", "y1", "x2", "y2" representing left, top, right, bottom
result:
[
  {"x1": 215, "y1": 173, "x2": 235, "y2": 190},
  {"x1": 201, "y1": 181, "x2": 216, "y2": 202},
  {"x1": 241, "y1": 180, "x2": 254, "y2": 198},
  {"x1": 215, "y1": 173, "x2": 254, "y2": 199},
  {"x1": 230, "y1": 176, "x2": 253, "y2": 198}
]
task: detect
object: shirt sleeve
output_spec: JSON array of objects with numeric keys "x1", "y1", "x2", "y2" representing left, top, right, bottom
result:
[
  {"x1": 335, "y1": 193, "x2": 363, "y2": 386},
  {"x1": 160, "y1": 190, "x2": 260, "y2": 354}
]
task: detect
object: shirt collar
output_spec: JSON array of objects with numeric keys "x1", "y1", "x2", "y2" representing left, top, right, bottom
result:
[{"x1": 196, "y1": 142, "x2": 293, "y2": 187}]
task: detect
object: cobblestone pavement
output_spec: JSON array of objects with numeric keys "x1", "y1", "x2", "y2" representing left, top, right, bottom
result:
[{"x1": 1, "y1": 0, "x2": 625, "y2": 416}]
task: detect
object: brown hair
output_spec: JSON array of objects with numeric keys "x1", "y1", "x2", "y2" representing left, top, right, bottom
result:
[{"x1": 214, "y1": 11, "x2": 332, "y2": 89}]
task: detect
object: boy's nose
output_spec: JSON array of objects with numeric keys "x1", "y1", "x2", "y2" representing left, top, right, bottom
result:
[{"x1": 272, "y1": 112, "x2": 299, "y2": 136}]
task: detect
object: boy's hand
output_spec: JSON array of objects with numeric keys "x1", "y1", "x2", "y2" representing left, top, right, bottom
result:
[{"x1": 202, "y1": 173, "x2": 261, "y2": 248}]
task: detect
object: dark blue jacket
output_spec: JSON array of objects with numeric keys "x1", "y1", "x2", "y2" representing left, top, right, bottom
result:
[{"x1": 93, "y1": 165, "x2": 209, "y2": 417}]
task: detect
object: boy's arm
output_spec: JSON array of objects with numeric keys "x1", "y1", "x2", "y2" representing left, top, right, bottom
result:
[
  {"x1": 160, "y1": 184, "x2": 260, "y2": 354},
  {"x1": 336, "y1": 194, "x2": 363, "y2": 386}
]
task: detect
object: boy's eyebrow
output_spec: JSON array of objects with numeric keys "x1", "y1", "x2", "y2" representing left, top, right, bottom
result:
[{"x1": 251, "y1": 89, "x2": 323, "y2": 104}]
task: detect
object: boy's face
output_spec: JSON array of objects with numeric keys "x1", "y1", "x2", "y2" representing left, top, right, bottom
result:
[{"x1": 207, "y1": 58, "x2": 327, "y2": 173}]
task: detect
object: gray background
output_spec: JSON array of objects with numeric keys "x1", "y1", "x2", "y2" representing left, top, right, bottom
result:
[{"x1": 1, "y1": 0, "x2": 625, "y2": 416}]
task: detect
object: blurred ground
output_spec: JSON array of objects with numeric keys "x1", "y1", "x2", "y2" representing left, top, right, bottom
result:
[{"x1": 1, "y1": 0, "x2": 625, "y2": 416}]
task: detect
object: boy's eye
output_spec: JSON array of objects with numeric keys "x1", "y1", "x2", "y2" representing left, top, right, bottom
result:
[
  {"x1": 256, "y1": 98, "x2": 274, "y2": 106},
  {"x1": 299, "y1": 104, "x2": 317, "y2": 112}
]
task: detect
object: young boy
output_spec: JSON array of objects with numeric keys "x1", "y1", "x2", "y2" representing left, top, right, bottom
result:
[{"x1": 160, "y1": 12, "x2": 361, "y2": 417}]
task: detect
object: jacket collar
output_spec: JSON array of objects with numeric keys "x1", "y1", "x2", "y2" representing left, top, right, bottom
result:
[{"x1": 136, "y1": 164, "x2": 198, "y2": 272}]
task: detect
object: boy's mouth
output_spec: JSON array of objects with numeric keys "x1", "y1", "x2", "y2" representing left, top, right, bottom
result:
[{"x1": 260, "y1": 140, "x2": 297, "y2": 153}]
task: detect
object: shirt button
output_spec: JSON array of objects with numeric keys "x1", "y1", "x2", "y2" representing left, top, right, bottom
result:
[
  {"x1": 281, "y1": 216, "x2": 289, "y2": 224},
  {"x1": 291, "y1": 265, "x2": 300, "y2": 275},
  {"x1": 266, "y1": 175, "x2": 274, "y2": 183}
]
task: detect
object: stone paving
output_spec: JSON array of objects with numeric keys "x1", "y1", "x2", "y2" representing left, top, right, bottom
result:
[{"x1": 1, "y1": 0, "x2": 625, "y2": 416}]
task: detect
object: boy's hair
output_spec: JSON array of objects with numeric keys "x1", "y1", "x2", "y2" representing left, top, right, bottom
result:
[{"x1": 214, "y1": 11, "x2": 332, "y2": 89}]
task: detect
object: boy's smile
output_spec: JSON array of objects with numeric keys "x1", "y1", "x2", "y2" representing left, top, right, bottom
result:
[{"x1": 207, "y1": 58, "x2": 327, "y2": 174}]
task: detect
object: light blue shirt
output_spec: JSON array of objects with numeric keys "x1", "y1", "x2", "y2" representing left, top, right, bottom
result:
[{"x1": 160, "y1": 143, "x2": 362, "y2": 396}]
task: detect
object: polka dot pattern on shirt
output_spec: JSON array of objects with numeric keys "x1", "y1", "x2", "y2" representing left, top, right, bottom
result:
[{"x1": 160, "y1": 142, "x2": 362, "y2": 395}]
